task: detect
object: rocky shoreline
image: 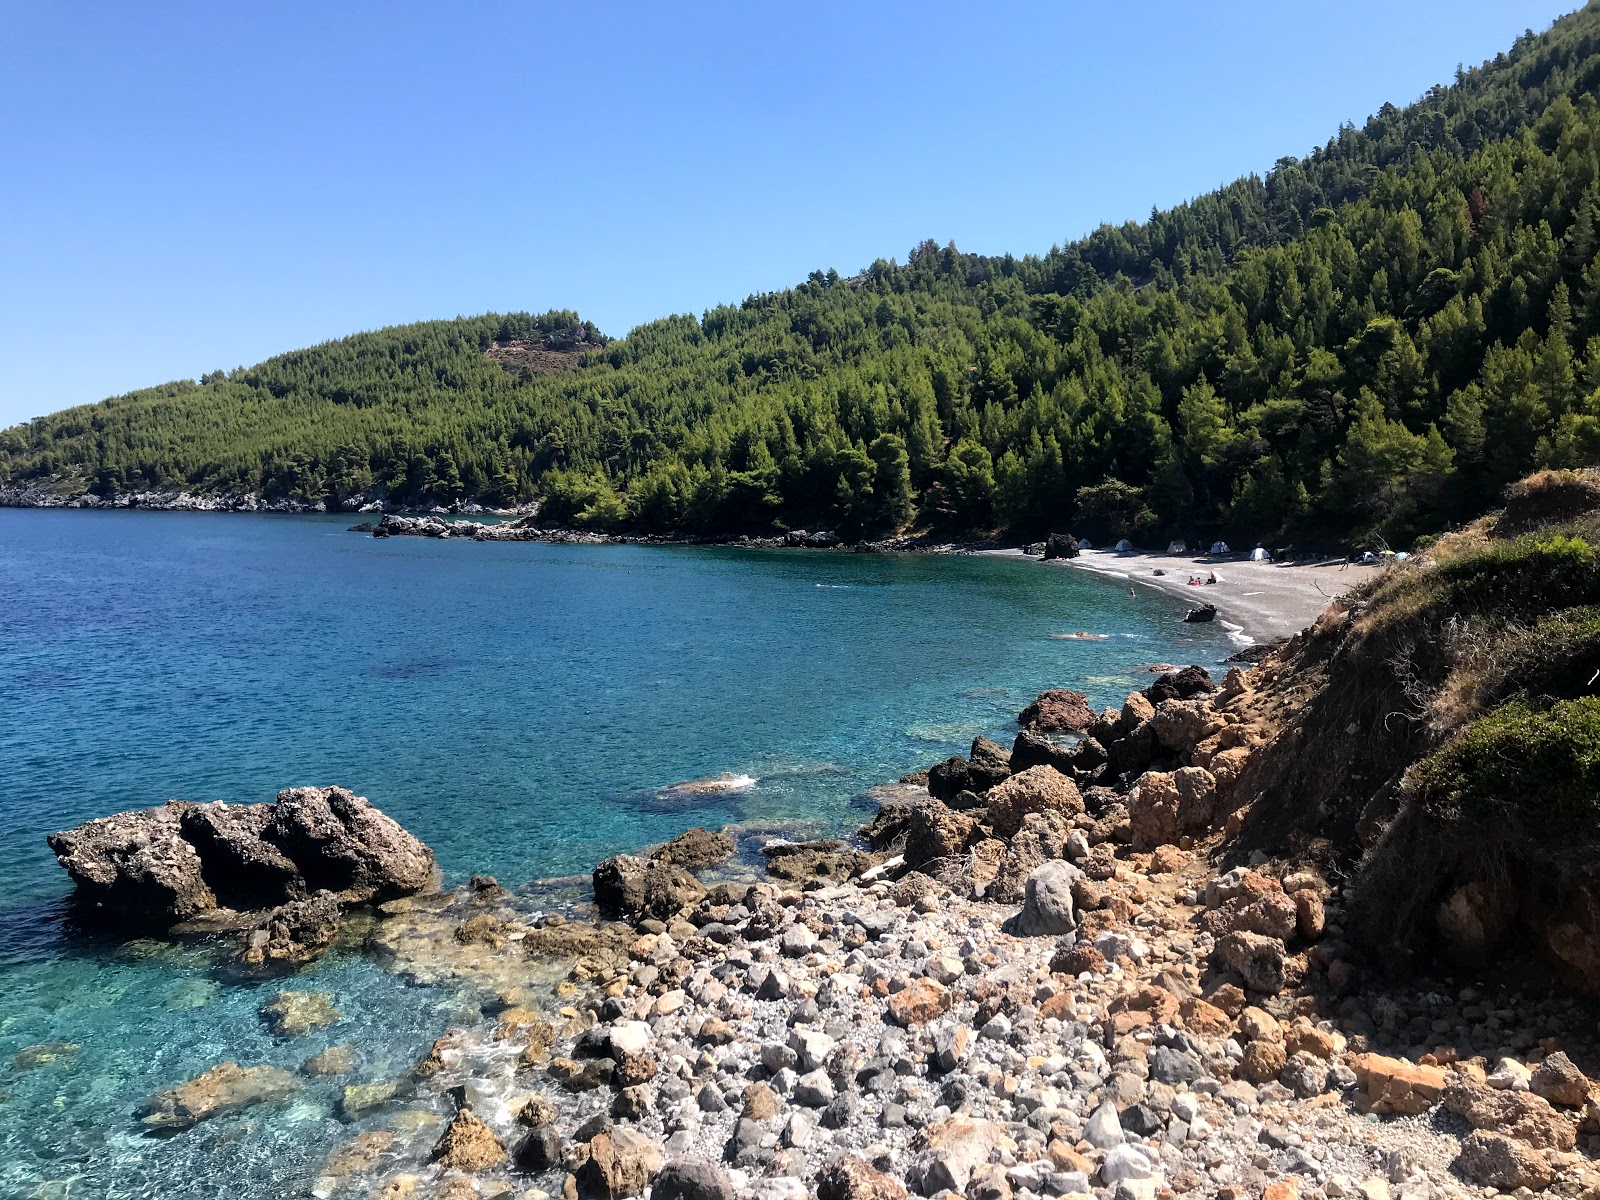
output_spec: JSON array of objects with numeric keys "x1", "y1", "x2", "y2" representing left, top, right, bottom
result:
[{"x1": 42, "y1": 644, "x2": 1600, "y2": 1200}]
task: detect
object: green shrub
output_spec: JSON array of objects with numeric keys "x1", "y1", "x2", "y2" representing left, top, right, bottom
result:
[{"x1": 1414, "y1": 696, "x2": 1600, "y2": 831}]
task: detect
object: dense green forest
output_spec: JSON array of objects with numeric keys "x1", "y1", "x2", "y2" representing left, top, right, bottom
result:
[{"x1": 9, "y1": 7, "x2": 1600, "y2": 543}]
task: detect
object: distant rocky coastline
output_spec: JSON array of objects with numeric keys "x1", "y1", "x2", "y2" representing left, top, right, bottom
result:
[
  {"x1": 44, "y1": 647, "x2": 1600, "y2": 1199},
  {"x1": 0, "y1": 481, "x2": 534, "y2": 516}
]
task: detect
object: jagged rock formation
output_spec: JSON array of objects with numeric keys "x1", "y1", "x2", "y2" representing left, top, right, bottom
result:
[{"x1": 46, "y1": 786, "x2": 438, "y2": 937}]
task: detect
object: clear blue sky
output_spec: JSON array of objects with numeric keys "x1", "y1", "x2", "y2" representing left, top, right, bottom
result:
[{"x1": 0, "y1": 1, "x2": 1580, "y2": 428}]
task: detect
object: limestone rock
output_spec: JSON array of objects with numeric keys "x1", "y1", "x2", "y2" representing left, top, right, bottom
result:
[
  {"x1": 910, "y1": 1117, "x2": 1016, "y2": 1195},
  {"x1": 238, "y1": 893, "x2": 342, "y2": 966},
  {"x1": 140, "y1": 1062, "x2": 299, "y2": 1130},
  {"x1": 576, "y1": 1126, "x2": 663, "y2": 1198},
  {"x1": 816, "y1": 1155, "x2": 908, "y2": 1200},
  {"x1": 48, "y1": 803, "x2": 217, "y2": 923},
  {"x1": 260, "y1": 991, "x2": 341, "y2": 1037},
  {"x1": 265, "y1": 786, "x2": 439, "y2": 903},
  {"x1": 1216, "y1": 931, "x2": 1287, "y2": 994},
  {"x1": 904, "y1": 799, "x2": 976, "y2": 870},
  {"x1": 1129, "y1": 767, "x2": 1216, "y2": 850},
  {"x1": 1352, "y1": 1054, "x2": 1448, "y2": 1116},
  {"x1": 1006, "y1": 860, "x2": 1081, "y2": 937},
  {"x1": 1443, "y1": 1076, "x2": 1576, "y2": 1150},
  {"x1": 985, "y1": 767, "x2": 1084, "y2": 840},
  {"x1": 1151, "y1": 698, "x2": 1212, "y2": 755},
  {"x1": 431, "y1": 1107, "x2": 507, "y2": 1172},
  {"x1": 1454, "y1": 1130, "x2": 1555, "y2": 1192},
  {"x1": 887, "y1": 978, "x2": 951, "y2": 1027},
  {"x1": 47, "y1": 787, "x2": 438, "y2": 927}
]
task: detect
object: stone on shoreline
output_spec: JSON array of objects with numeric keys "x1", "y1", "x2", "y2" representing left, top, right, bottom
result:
[
  {"x1": 592, "y1": 854, "x2": 706, "y2": 923},
  {"x1": 649, "y1": 827, "x2": 736, "y2": 870}
]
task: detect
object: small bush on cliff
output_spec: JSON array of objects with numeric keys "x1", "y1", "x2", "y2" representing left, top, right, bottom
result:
[{"x1": 1413, "y1": 697, "x2": 1600, "y2": 836}]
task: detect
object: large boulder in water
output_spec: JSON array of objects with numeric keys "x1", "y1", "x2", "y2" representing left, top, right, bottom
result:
[
  {"x1": 47, "y1": 804, "x2": 217, "y2": 923},
  {"x1": 140, "y1": 1062, "x2": 300, "y2": 1130},
  {"x1": 1017, "y1": 689, "x2": 1095, "y2": 732},
  {"x1": 926, "y1": 756, "x2": 971, "y2": 802},
  {"x1": 46, "y1": 787, "x2": 438, "y2": 929},
  {"x1": 265, "y1": 786, "x2": 439, "y2": 903},
  {"x1": 1009, "y1": 729, "x2": 1077, "y2": 775}
]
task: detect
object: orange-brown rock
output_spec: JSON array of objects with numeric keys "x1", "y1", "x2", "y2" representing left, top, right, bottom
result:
[
  {"x1": 984, "y1": 767, "x2": 1084, "y2": 840},
  {"x1": 1240, "y1": 1039, "x2": 1287, "y2": 1084},
  {"x1": 431, "y1": 1108, "x2": 507, "y2": 1172},
  {"x1": 1443, "y1": 1076, "x2": 1577, "y2": 1151},
  {"x1": 1351, "y1": 1053, "x2": 1449, "y2": 1116},
  {"x1": 887, "y1": 978, "x2": 951, "y2": 1027},
  {"x1": 1179, "y1": 997, "x2": 1233, "y2": 1038}
]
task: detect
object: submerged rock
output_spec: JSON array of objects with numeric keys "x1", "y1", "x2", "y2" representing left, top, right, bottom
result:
[
  {"x1": 238, "y1": 892, "x2": 343, "y2": 966},
  {"x1": 140, "y1": 1062, "x2": 299, "y2": 1130},
  {"x1": 260, "y1": 990, "x2": 342, "y2": 1037}
]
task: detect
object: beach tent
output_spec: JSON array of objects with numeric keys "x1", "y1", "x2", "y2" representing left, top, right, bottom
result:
[
  {"x1": 1361, "y1": 551, "x2": 1379, "y2": 564},
  {"x1": 1115, "y1": 539, "x2": 1134, "y2": 552},
  {"x1": 1166, "y1": 539, "x2": 1187, "y2": 554},
  {"x1": 1208, "y1": 540, "x2": 1231, "y2": 555},
  {"x1": 1250, "y1": 547, "x2": 1270, "y2": 561},
  {"x1": 1076, "y1": 538, "x2": 1093, "y2": 550}
]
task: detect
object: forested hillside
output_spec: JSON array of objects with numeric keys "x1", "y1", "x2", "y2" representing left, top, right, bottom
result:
[{"x1": 8, "y1": 6, "x2": 1600, "y2": 543}]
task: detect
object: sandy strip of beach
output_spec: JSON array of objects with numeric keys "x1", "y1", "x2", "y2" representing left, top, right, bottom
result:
[{"x1": 986, "y1": 546, "x2": 1385, "y2": 644}]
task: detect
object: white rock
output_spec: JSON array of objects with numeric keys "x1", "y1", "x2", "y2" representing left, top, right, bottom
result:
[
  {"x1": 1487, "y1": 1057, "x2": 1532, "y2": 1090},
  {"x1": 793, "y1": 1068, "x2": 835, "y2": 1107},
  {"x1": 788, "y1": 1029, "x2": 836, "y2": 1073},
  {"x1": 608, "y1": 1021, "x2": 652, "y2": 1056},
  {"x1": 1100, "y1": 1144, "x2": 1152, "y2": 1185},
  {"x1": 749, "y1": 1180, "x2": 808, "y2": 1200},
  {"x1": 1083, "y1": 1099, "x2": 1124, "y2": 1149},
  {"x1": 1170, "y1": 1093, "x2": 1199, "y2": 1123},
  {"x1": 923, "y1": 954, "x2": 964, "y2": 984},
  {"x1": 780, "y1": 926, "x2": 816, "y2": 957},
  {"x1": 980, "y1": 1013, "x2": 1013, "y2": 1041},
  {"x1": 782, "y1": 1112, "x2": 815, "y2": 1149},
  {"x1": 653, "y1": 989, "x2": 687, "y2": 1016}
]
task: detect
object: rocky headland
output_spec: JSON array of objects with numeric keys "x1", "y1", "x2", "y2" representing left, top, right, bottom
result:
[{"x1": 47, "y1": 634, "x2": 1600, "y2": 1200}]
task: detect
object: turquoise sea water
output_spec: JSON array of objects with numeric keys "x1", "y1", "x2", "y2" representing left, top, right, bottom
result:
[{"x1": 0, "y1": 510, "x2": 1230, "y2": 1197}]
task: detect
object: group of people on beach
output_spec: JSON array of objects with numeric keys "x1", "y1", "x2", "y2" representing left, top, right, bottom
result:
[{"x1": 1187, "y1": 571, "x2": 1218, "y2": 586}]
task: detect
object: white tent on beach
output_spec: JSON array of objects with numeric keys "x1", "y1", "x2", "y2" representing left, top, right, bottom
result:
[
  {"x1": 1076, "y1": 538, "x2": 1093, "y2": 550},
  {"x1": 1208, "y1": 540, "x2": 1231, "y2": 555},
  {"x1": 1166, "y1": 539, "x2": 1187, "y2": 554},
  {"x1": 1115, "y1": 538, "x2": 1134, "y2": 552},
  {"x1": 1250, "y1": 546, "x2": 1271, "y2": 561}
]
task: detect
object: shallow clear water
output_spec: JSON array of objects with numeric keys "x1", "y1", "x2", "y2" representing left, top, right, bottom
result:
[{"x1": 0, "y1": 510, "x2": 1230, "y2": 1197}]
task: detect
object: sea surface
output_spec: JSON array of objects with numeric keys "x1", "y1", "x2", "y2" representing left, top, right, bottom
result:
[{"x1": 0, "y1": 509, "x2": 1231, "y2": 1197}]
